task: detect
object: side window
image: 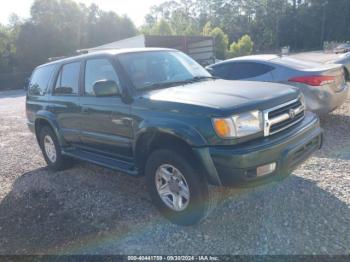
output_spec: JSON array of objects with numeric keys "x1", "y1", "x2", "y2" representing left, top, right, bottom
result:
[
  {"x1": 211, "y1": 64, "x2": 231, "y2": 79},
  {"x1": 84, "y1": 58, "x2": 120, "y2": 96},
  {"x1": 54, "y1": 62, "x2": 80, "y2": 95},
  {"x1": 28, "y1": 65, "x2": 56, "y2": 96},
  {"x1": 227, "y1": 62, "x2": 274, "y2": 80}
]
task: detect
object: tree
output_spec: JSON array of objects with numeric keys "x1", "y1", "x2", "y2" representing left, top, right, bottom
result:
[
  {"x1": 14, "y1": 0, "x2": 138, "y2": 71},
  {"x1": 203, "y1": 25, "x2": 229, "y2": 60},
  {"x1": 0, "y1": 24, "x2": 17, "y2": 73},
  {"x1": 202, "y1": 21, "x2": 213, "y2": 36},
  {"x1": 151, "y1": 19, "x2": 174, "y2": 35},
  {"x1": 3, "y1": 0, "x2": 350, "y2": 76},
  {"x1": 144, "y1": 0, "x2": 350, "y2": 53},
  {"x1": 228, "y1": 34, "x2": 254, "y2": 58}
]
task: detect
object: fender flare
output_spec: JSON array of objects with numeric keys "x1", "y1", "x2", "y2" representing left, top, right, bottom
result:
[
  {"x1": 34, "y1": 110, "x2": 67, "y2": 147},
  {"x1": 133, "y1": 119, "x2": 207, "y2": 152},
  {"x1": 133, "y1": 120, "x2": 222, "y2": 185}
]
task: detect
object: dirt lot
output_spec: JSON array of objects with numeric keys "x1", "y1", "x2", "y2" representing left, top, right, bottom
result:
[{"x1": 0, "y1": 89, "x2": 349, "y2": 255}]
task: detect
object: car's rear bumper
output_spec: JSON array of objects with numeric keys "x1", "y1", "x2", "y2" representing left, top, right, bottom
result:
[
  {"x1": 194, "y1": 112, "x2": 322, "y2": 187},
  {"x1": 304, "y1": 82, "x2": 349, "y2": 114}
]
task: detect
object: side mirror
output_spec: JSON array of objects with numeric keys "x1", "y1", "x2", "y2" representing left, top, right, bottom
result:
[{"x1": 93, "y1": 80, "x2": 119, "y2": 97}]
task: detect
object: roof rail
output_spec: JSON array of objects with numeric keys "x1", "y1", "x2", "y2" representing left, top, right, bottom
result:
[{"x1": 48, "y1": 56, "x2": 66, "y2": 62}]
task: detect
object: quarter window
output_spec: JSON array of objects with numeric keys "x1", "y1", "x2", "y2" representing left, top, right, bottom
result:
[
  {"x1": 28, "y1": 65, "x2": 56, "y2": 96},
  {"x1": 54, "y1": 62, "x2": 80, "y2": 95},
  {"x1": 84, "y1": 59, "x2": 120, "y2": 96}
]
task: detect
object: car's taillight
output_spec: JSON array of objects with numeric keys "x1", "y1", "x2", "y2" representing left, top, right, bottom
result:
[{"x1": 288, "y1": 75, "x2": 335, "y2": 86}]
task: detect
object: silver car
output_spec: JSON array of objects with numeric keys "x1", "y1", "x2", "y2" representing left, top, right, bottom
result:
[
  {"x1": 333, "y1": 52, "x2": 350, "y2": 80},
  {"x1": 207, "y1": 55, "x2": 349, "y2": 114},
  {"x1": 334, "y1": 43, "x2": 350, "y2": 54}
]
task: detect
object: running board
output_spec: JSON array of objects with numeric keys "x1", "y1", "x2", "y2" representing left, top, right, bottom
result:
[{"x1": 62, "y1": 148, "x2": 138, "y2": 176}]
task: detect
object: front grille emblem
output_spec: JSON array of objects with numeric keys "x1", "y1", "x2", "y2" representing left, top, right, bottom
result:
[
  {"x1": 289, "y1": 108, "x2": 296, "y2": 119},
  {"x1": 263, "y1": 97, "x2": 305, "y2": 137}
]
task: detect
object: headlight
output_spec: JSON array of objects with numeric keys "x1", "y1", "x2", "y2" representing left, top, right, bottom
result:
[{"x1": 213, "y1": 110, "x2": 263, "y2": 138}]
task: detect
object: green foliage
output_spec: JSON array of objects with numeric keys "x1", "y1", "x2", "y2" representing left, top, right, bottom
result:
[
  {"x1": 150, "y1": 19, "x2": 174, "y2": 36},
  {"x1": 170, "y1": 11, "x2": 199, "y2": 36},
  {"x1": 203, "y1": 26, "x2": 229, "y2": 60},
  {"x1": 228, "y1": 35, "x2": 254, "y2": 58},
  {"x1": 202, "y1": 22, "x2": 213, "y2": 36},
  {"x1": 0, "y1": 24, "x2": 17, "y2": 73},
  {"x1": 8, "y1": 0, "x2": 138, "y2": 73},
  {"x1": 2, "y1": 0, "x2": 350, "y2": 77},
  {"x1": 144, "y1": 0, "x2": 350, "y2": 53}
]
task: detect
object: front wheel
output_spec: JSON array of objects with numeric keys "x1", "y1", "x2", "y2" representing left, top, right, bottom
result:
[
  {"x1": 145, "y1": 149, "x2": 212, "y2": 225},
  {"x1": 39, "y1": 126, "x2": 73, "y2": 171}
]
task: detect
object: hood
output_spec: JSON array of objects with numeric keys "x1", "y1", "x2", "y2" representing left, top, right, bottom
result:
[{"x1": 142, "y1": 80, "x2": 299, "y2": 114}]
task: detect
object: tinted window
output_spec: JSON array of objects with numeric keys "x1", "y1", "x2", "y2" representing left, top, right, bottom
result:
[
  {"x1": 28, "y1": 65, "x2": 56, "y2": 96},
  {"x1": 54, "y1": 62, "x2": 80, "y2": 95},
  {"x1": 84, "y1": 59, "x2": 120, "y2": 96},
  {"x1": 212, "y1": 62, "x2": 274, "y2": 80},
  {"x1": 210, "y1": 64, "x2": 230, "y2": 79}
]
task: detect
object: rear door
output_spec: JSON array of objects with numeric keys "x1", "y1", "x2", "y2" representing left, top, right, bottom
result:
[
  {"x1": 48, "y1": 61, "x2": 82, "y2": 143},
  {"x1": 26, "y1": 64, "x2": 57, "y2": 124},
  {"x1": 211, "y1": 61, "x2": 275, "y2": 81},
  {"x1": 79, "y1": 57, "x2": 133, "y2": 160}
]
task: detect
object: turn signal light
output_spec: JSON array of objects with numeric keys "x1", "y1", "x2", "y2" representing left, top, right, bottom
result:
[{"x1": 213, "y1": 118, "x2": 232, "y2": 138}]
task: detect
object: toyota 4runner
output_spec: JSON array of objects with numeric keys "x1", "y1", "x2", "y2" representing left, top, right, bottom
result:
[{"x1": 26, "y1": 48, "x2": 323, "y2": 225}]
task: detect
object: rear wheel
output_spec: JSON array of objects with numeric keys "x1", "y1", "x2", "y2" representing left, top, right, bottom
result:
[
  {"x1": 145, "y1": 149, "x2": 213, "y2": 225},
  {"x1": 39, "y1": 126, "x2": 72, "y2": 171}
]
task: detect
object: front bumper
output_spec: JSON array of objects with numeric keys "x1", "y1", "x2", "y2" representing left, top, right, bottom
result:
[
  {"x1": 194, "y1": 112, "x2": 323, "y2": 187},
  {"x1": 27, "y1": 121, "x2": 35, "y2": 133}
]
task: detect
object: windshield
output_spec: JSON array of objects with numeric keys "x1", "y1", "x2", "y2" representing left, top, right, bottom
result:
[{"x1": 118, "y1": 51, "x2": 211, "y2": 90}]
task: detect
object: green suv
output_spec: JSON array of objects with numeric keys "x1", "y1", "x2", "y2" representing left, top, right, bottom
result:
[{"x1": 26, "y1": 48, "x2": 323, "y2": 225}]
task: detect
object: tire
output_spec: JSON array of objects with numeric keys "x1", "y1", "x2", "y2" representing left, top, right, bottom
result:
[
  {"x1": 39, "y1": 126, "x2": 72, "y2": 171},
  {"x1": 145, "y1": 149, "x2": 212, "y2": 225}
]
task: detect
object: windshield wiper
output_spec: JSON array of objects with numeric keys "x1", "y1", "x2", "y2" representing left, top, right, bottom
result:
[
  {"x1": 190, "y1": 76, "x2": 217, "y2": 82},
  {"x1": 142, "y1": 76, "x2": 216, "y2": 91},
  {"x1": 142, "y1": 80, "x2": 196, "y2": 90},
  {"x1": 142, "y1": 82, "x2": 172, "y2": 90}
]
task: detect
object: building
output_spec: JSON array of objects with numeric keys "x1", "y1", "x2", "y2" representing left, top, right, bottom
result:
[{"x1": 78, "y1": 35, "x2": 216, "y2": 66}]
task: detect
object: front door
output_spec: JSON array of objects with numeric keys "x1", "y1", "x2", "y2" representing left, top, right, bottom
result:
[{"x1": 79, "y1": 57, "x2": 133, "y2": 161}]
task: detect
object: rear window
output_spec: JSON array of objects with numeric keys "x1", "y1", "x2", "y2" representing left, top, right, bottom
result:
[
  {"x1": 28, "y1": 64, "x2": 56, "y2": 96},
  {"x1": 212, "y1": 62, "x2": 274, "y2": 80}
]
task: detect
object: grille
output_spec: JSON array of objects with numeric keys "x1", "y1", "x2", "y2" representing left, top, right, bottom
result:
[{"x1": 264, "y1": 97, "x2": 305, "y2": 136}]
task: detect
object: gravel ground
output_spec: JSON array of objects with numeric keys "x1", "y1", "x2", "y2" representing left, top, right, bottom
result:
[{"x1": 0, "y1": 89, "x2": 349, "y2": 255}]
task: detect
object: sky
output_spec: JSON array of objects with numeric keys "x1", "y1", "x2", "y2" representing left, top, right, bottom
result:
[{"x1": 0, "y1": 0, "x2": 165, "y2": 27}]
